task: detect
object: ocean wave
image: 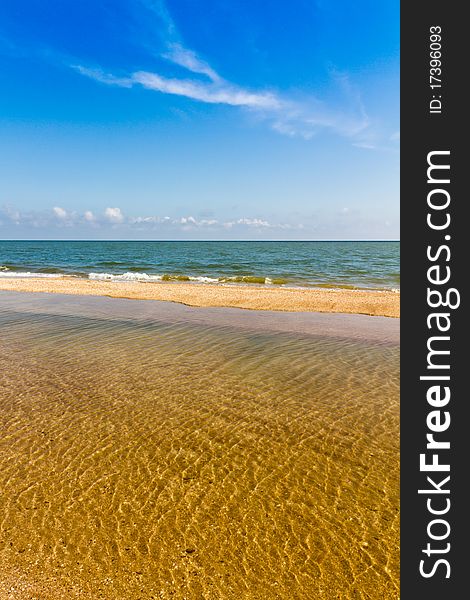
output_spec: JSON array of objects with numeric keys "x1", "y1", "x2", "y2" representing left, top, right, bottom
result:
[
  {"x1": 88, "y1": 272, "x2": 163, "y2": 282},
  {"x1": 87, "y1": 272, "x2": 288, "y2": 285},
  {"x1": 88, "y1": 272, "x2": 222, "y2": 284},
  {"x1": 221, "y1": 276, "x2": 287, "y2": 285},
  {"x1": 0, "y1": 267, "x2": 400, "y2": 290},
  {"x1": 0, "y1": 271, "x2": 63, "y2": 278},
  {"x1": 189, "y1": 276, "x2": 220, "y2": 283}
]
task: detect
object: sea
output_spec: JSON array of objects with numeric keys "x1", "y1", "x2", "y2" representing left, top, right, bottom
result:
[{"x1": 0, "y1": 240, "x2": 399, "y2": 290}]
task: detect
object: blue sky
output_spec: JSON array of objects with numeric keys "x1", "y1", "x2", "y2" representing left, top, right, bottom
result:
[{"x1": 0, "y1": 0, "x2": 399, "y2": 240}]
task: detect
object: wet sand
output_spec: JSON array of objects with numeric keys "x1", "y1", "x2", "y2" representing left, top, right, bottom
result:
[
  {"x1": 0, "y1": 277, "x2": 400, "y2": 317},
  {"x1": 0, "y1": 293, "x2": 399, "y2": 599}
]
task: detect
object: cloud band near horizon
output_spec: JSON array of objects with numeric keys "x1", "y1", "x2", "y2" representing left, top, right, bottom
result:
[{"x1": 1, "y1": 205, "x2": 303, "y2": 232}]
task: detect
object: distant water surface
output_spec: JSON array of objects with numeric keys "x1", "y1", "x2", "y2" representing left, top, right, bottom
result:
[
  {"x1": 0, "y1": 292, "x2": 399, "y2": 599},
  {"x1": 0, "y1": 240, "x2": 400, "y2": 289}
]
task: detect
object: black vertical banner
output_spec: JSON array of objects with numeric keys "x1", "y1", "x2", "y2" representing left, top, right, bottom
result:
[{"x1": 401, "y1": 3, "x2": 466, "y2": 598}]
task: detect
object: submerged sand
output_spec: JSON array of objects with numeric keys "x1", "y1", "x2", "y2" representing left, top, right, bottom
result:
[
  {"x1": 0, "y1": 278, "x2": 400, "y2": 317},
  {"x1": 0, "y1": 293, "x2": 399, "y2": 599}
]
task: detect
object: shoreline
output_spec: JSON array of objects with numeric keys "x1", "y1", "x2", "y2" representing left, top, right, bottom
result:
[{"x1": 0, "y1": 277, "x2": 399, "y2": 317}]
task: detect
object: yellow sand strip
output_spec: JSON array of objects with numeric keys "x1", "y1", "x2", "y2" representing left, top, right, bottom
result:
[{"x1": 0, "y1": 278, "x2": 399, "y2": 317}]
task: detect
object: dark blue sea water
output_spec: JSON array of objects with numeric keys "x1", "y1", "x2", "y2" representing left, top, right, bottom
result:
[{"x1": 0, "y1": 240, "x2": 399, "y2": 289}]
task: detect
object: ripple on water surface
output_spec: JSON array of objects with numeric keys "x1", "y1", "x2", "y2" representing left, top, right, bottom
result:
[{"x1": 0, "y1": 297, "x2": 399, "y2": 599}]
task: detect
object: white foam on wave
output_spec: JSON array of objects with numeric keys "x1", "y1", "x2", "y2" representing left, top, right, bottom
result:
[
  {"x1": 88, "y1": 272, "x2": 163, "y2": 282},
  {"x1": 0, "y1": 271, "x2": 63, "y2": 278},
  {"x1": 189, "y1": 276, "x2": 219, "y2": 283},
  {"x1": 88, "y1": 272, "x2": 222, "y2": 283}
]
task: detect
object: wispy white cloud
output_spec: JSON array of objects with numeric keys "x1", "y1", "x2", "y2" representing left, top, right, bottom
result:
[
  {"x1": 224, "y1": 218, "x2": 284, "y2": 229},
  {"x1": 163, "y1": 43, "x2": 221, "y2": 82},
  {"x1": 2, "y1": 0, "x2": 383, "y2": 145},
  {"x1": 73, "y1": 66, "x2": 133, "y2": 88},
  {"x1": 104, "y1": 207, "x2": 125, "y2": 223},
  {"x1": 1, "y1": 205, "x2": 300, "y2": 232},
  {"x1": 70, "y1": 1, "x2": 371, "y2": 142},
  {"x1": 75, "y1": 63, "x2": 370, "y2": 140},
  {"x1": 134, "y1": 70, "x2": 281, "y2": 108},
  {"x1": 131, "y1": 215, "x2": 168, "y2": 224},
  {"x1": 140, "y1": 0, "x2": 178, "y2": 40},
  {"x1": 74, "y1": 65, "x2": 282, "y2": 110},
  {"x1": 2, "y1": 205, "x2": 21, "y2": 224},
  {"x1": 1, "y1": 205, "x2": 54, "y2": 228},
  {"x1": 53, "y1": 206, "x2": 68, "y2": 219}
]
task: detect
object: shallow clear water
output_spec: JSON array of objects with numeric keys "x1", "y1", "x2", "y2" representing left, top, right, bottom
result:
[
  {"x1": 0, "y1": 294, "x2": 399, "y2": 599},
  {"x1": 0, "y1": 240, "x2": 400, "y2": 289}
]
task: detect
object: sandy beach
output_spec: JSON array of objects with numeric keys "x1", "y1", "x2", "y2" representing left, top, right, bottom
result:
[{"x1": 0, "y1": 277, "x2": 400, "y2": 317}]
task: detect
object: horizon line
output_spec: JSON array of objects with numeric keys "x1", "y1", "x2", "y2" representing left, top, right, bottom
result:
[{"x1": 0, "y1": 239, "x2": 400, "y2": 243}]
